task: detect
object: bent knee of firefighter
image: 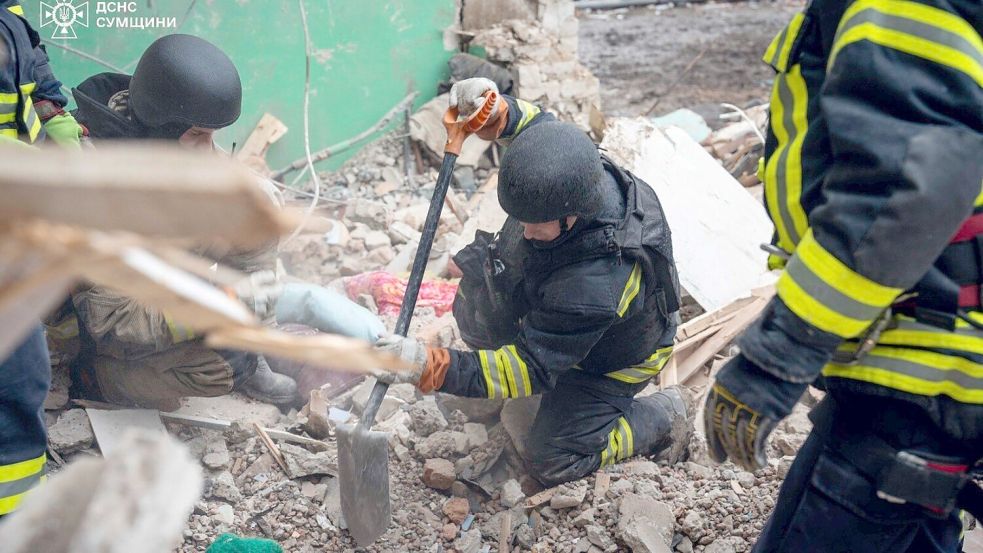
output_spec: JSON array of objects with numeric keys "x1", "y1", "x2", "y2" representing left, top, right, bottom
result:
[{"x1": 526, "y1": 441, "x2": 598, "y2": 487}]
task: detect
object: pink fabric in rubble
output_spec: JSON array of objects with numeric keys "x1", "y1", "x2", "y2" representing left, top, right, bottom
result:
[{"x1": 343, "y1": 271, "x2": 459, "y2": 318}]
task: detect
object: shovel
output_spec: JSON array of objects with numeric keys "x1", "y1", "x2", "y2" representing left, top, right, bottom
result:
[{"x1": 337, "y1": 91, "x2": 500, "y2": 547}]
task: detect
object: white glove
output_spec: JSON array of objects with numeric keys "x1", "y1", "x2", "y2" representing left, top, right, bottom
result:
[
  {"x1": 373, "y1": 334, "x2": 427, "y2": 385},
  {"x1": 449, "y1": 77, "x2": 500, "y2": 119},
  {"x1": 233, "y1": 270, "x2": 282, "y2": 320}
]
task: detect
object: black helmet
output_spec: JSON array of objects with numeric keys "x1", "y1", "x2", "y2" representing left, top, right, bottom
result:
[
  {"x1": 498, "y1": 121, "x2": 604, "y2": 224},
  {"x1": 128, "y1": 34, "x2": 241, "y2": 135}
]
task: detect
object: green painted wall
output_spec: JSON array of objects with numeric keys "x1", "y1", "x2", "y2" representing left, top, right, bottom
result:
[{"x1": 24, "y1": 0, "x2": 457, "y2": 171}]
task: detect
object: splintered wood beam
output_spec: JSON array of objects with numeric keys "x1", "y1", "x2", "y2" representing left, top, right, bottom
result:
[{"x1": 0, "y1": 144, "x2": 294, "y2": 246}]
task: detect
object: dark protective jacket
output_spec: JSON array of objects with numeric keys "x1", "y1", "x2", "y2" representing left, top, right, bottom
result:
[
  {"x1": 740, "y1": 0, "x2": 983, "y2": 443},
  {"x1": 442, "y1": 97, "x2": 680, "y2": 399},
  {"x1": 0, "y1": 5, "x2": 46, "y2": 142}
]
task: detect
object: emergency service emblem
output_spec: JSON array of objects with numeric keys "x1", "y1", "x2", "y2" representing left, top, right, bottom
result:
[{"x1": 39, "y1": 0, "x2": 89, "y2": 40}]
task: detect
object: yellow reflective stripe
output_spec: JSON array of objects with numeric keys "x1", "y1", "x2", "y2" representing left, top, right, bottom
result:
[
  {"x1": 776, "y1": 13, "x2": 806, "y2": 70},
  {"x1": 0, "y1": 92, "x2": 16, "y2": 103},
  {"x1": 762, "y1": 24, "x2": 786, "y2": 67},
  {"x1": 762, "y1": 65, "x2": 809, "y2": 255},
  {"x1": 616, "y1": 262, "x2": 642, "y2": 317},
  {"x1": 617, "y1": 417, "x2": 633, "y2": 461},
  {"x1": 824, "y1": 345, "x2": 983, "y2": 403},
  {"x1": 0, "y1": 127, "x2": 17, "y2": 138},
  {"x1": 514, "y1": 99, "x2": 541, "y2": 135},
  {"x1": 974, "y1": 185, "x2": 983, "y2": 207},
  {"x1": 778, "y1": 229, "x2": 902, "y2": 338},
  {"x1": 0, "y1": 112, "x2": 15, "y2": 124},
  {"x1": 164, "y1": 315, "x2": 195, "y2": 343},
  {"x1": 0, "y1": 454, "x2": 45, "y2": 484},
  {"x1": 871, "y1": 315, "x2": 983, "y2": 356},
  {"x1": 829, "y1": 0, "x2": 983, "y2": 86},
  {"x1": 503, "y1": 344, "x2": 533, "y2": 397},
  {"x1": 0, "y1": 474, "x2": 45, "y2": 515},
  {"x1": 46, "y1": 315, "x2": 79, "y2": 340},
  {"x1": 6, "y1": 4, "x2": 23, "y2": 16},
  {"x1": 606, "y1": 346, "x2": 673, "y2": 383},
  {"x1": 478, "y1": 350, "x2": 502, "y2": 399},
  {"x1": 600, "y1": 431, "x2": 616, "y2": 467}
]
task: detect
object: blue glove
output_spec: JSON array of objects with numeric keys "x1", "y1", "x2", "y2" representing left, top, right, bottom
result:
[
  {"x1": 703, "y1": 354, "x2": 807, "y2": 471},
  {"x1": 275, "y1": 282, "x2": 385, "y2": 343}
]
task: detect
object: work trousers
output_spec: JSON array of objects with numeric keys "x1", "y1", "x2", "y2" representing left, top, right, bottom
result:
[
  {"x1": 0, "y1": 327, "x2": 50, "y2": 515},
  {"x1": 525, "y1": 370, "x2": 680, "y2": 487},
  {"x1": 753, "y1": 396, "x2": 975, "y2": 553}
]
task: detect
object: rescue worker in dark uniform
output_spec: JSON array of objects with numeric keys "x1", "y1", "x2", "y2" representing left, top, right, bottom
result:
[
  {"x1": 0, "y1": 0, "x2": 80, "y2": 516},
  {"x1": 376, "y1": 80, "x2": 693, "y2": 486},
  {"x1": 702, "y1": 1, "x2": 983, "y2": 551},
  {"x1": 60, "y1": 34, "x2": 297, "y2": 408}
]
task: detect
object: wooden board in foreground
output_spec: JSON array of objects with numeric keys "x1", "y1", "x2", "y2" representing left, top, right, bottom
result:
[{"x1": 0, "y1": 144, "x2": 293, "y2": 246}]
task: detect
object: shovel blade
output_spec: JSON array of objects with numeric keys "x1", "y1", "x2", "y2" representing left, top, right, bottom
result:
[{"x1": 337, "y1": 422, "x2": 391, "y2": 547}]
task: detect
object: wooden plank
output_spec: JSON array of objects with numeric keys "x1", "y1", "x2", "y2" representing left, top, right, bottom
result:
[
  {"x1": 593, "y1": 472, "x2": 610, "y2": 506},
  {"x1": 675, "y1": 296, "x2": 770, "y2": 385},
  {"x1": 205, "y1": 326, "x2": 407, "y2": 373},
  {"x1": 254, "y1": 423, "x2": 289, "y2": 475},
  {"x1": 0, "y1": 252, "x2": 78, "y2": 360},
  {"x1": 235, "y1": 113, "x2": 288, "y2": 161},
  {"x1": 676, "y1": 295, "x2": 756, "y2": 341},
  {"x1": 523, "y1": 487, "x2": 557, "y2": 509},
  {"x1": 499, "y1": 510, "x2": 512, "y2": 553},
  {"x1": 0, "y1": 144, "x2": 292, "y2": 246}
]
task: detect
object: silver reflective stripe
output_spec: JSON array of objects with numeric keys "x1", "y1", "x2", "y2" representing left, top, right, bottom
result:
[
  {"x1": 0, "y1": 470, "x2": 43, "y2": 499},
  {"x1": 773, "y1": 73, "x2": 803, "y2": 246},
  {"x1": 501, "y1": 345, "x2": 530, "y2": 397},
  {"x1": 769, "y1": 26, "x2": 790, "y2": 67},
  {"x1": 479, "y1": 350, "x2": 504, "y2": 399},
  {"x1": 837, "y1": 8, "x2": 983, "y2": 69},
  {"x1": 784, "y1": 254, "x2": 885, "y2": 321},
  {"x1": 0, "y1": 102, "x2": 15, "y2": 115}
]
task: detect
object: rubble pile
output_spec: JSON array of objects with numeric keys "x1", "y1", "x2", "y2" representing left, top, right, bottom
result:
[{"x1": 469, "y1": 0, "x2": 603, "y2": 136}]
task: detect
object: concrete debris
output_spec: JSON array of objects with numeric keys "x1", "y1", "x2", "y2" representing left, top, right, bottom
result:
[
  {"x1": 214, "y1": 504, "x2": 235, "y2": 526},
  {"x1": 47, "y1": 409, "x2": 94, "y2": 454},
  {"x1": 442, "y1": 496, "x2": 471, "y2": 524},
  {"x1": 500, "y1": 478, "x2": 525, "y2": 508},
  {"x1": 279, "y1": 442, "x2": 337, "y2": 479},
  {"x1": 550, "y1": 481, "x2": 589, "y2": 509},
  {"x1": 463, "y1": 422, "x2": 488, "y2": 450},
  {"x1": 415, "y1": 430, "x2": 470, "y2": 458},
  {"x1": 500, "y1": 395, "x2": 541, "y2": 462},
  {"x1": 423, "y1": 458, "x2": 457, "y2": 491},
  {"x1": 0, "y1": 431, "x2": 201, "y2": 553},
  {"x1": 208, "y1": 470, "x2": 242, "y2": 503},
  {"x1": 455, "y1": 527, "x2": 484, "y2": 553},
  {"x1": 408, "y1": 398, "x2": 449, "y2": 437},
  {"x1": 617, "y1": 493, "x2": 674, "y2": 553}
]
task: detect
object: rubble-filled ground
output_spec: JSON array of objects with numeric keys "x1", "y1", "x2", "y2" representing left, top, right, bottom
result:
[
  {"x1": 578, "y1": 1, "x2": 804, "y2": 116},
  {"x1": 37, "y1": 2, "x2": 841, "y2": 552}
]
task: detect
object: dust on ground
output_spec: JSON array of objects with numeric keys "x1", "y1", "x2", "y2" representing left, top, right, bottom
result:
[{"x1": 577, "y1": 1, "x2": 805, "y2": 117}]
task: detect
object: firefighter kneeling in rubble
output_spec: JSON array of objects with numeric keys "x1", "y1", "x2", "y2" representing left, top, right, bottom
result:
[{"x1": 375, "y1": 79, "x2": 694, "y2": 486}]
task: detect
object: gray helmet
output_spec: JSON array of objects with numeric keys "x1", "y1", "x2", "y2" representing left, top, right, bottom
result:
[
  {"x1": 498, "y1": 121, "x2": 604, "y2": 224},
  {"x1": 128, "y1": 34, "x2": 241, "y2": 136}
]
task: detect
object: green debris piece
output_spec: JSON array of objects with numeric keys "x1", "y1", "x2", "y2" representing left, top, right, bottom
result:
[{"x1": 206, "y1": 533, "x2": 282, "y2": 553}]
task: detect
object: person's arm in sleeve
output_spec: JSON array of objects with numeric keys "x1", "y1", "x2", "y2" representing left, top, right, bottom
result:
[
  {"x1": 72, "y1": 285, "x2": 196, "y2": 351},
  {"x1": 440, "y1": 258, "x2": 634, "y2": 398},
  {"x1": 740, "y1": 2, "x2": 983, "y2": 384}
]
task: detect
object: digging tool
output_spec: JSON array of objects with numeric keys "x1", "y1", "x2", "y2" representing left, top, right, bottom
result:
[{"x1": 337, "y1": 91, "x2": 500, "y2": 547}]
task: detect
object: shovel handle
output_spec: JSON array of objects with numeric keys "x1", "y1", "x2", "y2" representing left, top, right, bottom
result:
[
  {"x1": 362, "y1": 100, "x2": 489, "y2": 427},
  {"x1": 443, "y1": 91, "x2": 499, "y2": 156}
]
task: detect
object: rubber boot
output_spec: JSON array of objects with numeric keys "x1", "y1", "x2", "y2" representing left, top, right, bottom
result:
[
  {"x1": 239, "y1": 355, "x2": 298, "y2": 406},
  {"x1": 629, "y1": 385, "x2": 695, "y2": 464}
]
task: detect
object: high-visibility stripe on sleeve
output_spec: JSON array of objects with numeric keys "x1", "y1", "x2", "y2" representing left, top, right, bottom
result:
[
  {"x1": 599, "y1": 416, "x2": 634, "y2": 467},
  {"x1": 777, "y1": 229, "x2": 902, "y2": 338},
  {"x1": 824, "y1": 345, "x2": 983, "y2": 404},
  {"x1": 0, "y1": 453, "x2": 46, "y2": 515},
  {"x1": 513, "y1": 99, "x2": 541, "y2": 135},
  {"x1": 762, "y1": 64, "x2": 810, "y2": 257},
  {"x1": 829, "y1": 0, "x2": 983, "y2": 86},
  {"x1": 478, "y1": 344, "x2": 533, "y2": 399},
  {"x1": 6, "y1": 3, "x2": 23, "y2": 16},
  {"x1": 606, "y1": 346, "x2": 673, "y2": 383},
  {"x1": 164, "y1": 314, "x2": 195, "y2": 343},
  {"x1": 616, "y1": 262, "x2": 642, "y2": 317}
]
